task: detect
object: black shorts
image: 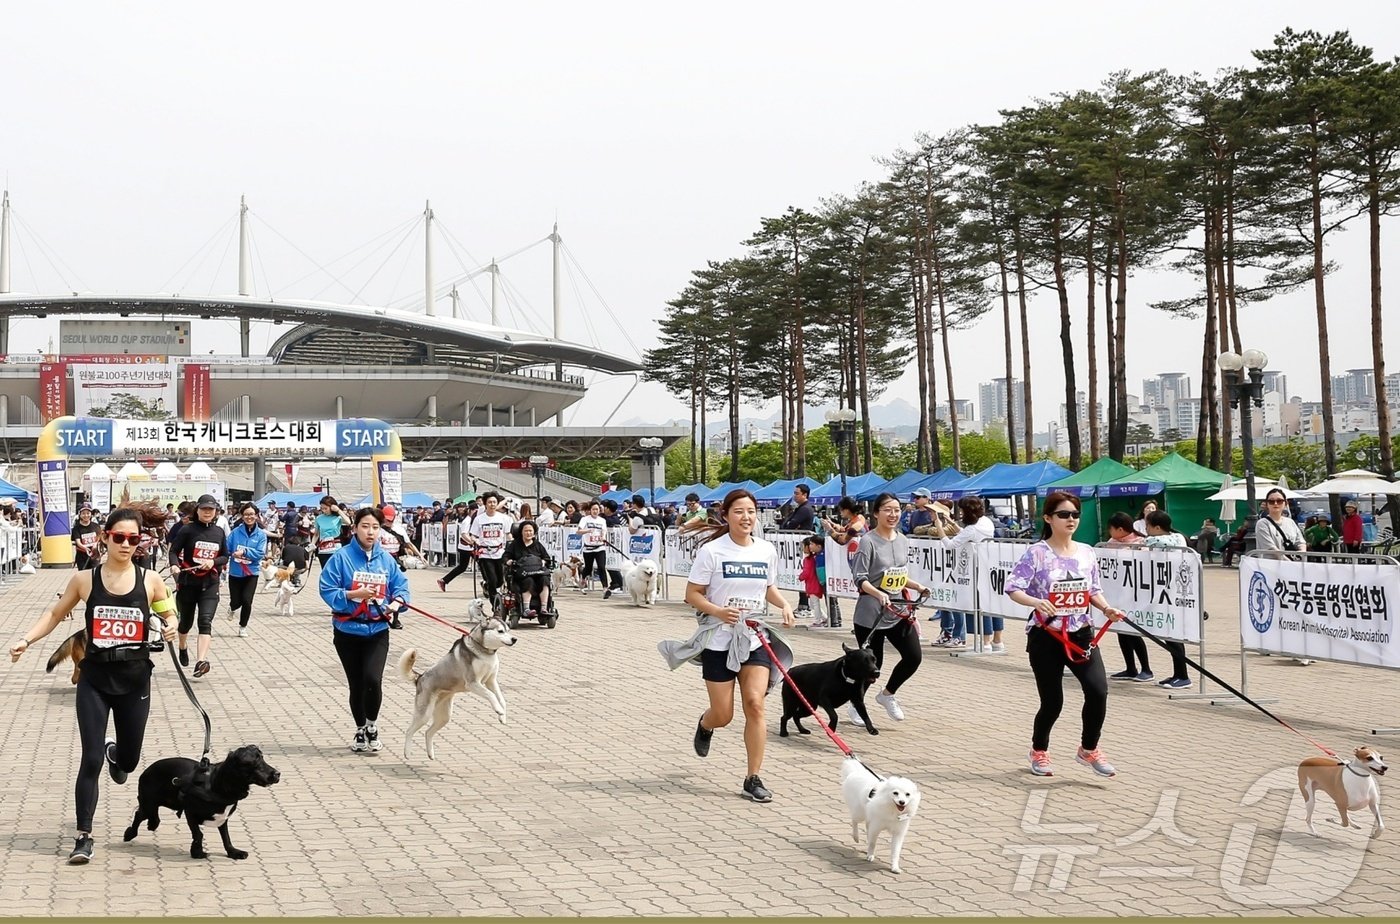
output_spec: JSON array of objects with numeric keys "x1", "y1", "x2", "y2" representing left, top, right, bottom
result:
[{"x1": 700, "y1": 645, "x2": 772, "y2": 683}]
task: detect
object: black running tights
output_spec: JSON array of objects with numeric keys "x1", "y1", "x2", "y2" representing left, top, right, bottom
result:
[
  {"x1": 478, "y1": 558, "x2": 505, "y2": 597},
  {"x1": 229, "y1": 575, "x2": 258, "y2": 627},
  {"x1": 176, "y1": 583, "x2": 219, "y2": 636},
  {"x1": 74, "y1": 675, "x2": 150, "y2": 832},
  {"x1": 851, "y1": 619, "x2": 922, "y2": 695},
  {"x1": 1027, "y1": 626, "x2": 1108, "y2": 752},
  {"x1": 582, "y1": 550, "x2": 608, "y2": 588},
  {"x1": 442, "y1": 553, "x2": 472, "y2": 586},
  {"x1": 332, "y1": 630, "x2": 390, "y2": 727}
]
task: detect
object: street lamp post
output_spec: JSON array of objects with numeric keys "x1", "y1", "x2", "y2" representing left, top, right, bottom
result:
[
  {"x1": 638, "y1": 438, "x2": 664, "y2": 510},
  {"x1": 824, "y1": 408, "x2": 858, "y2": 500},
  {"x1": 1220, "y1": 349, "x2": 1269, "y2": 520},
  {"x1": 528, "y1": 455, "x2": 549, "y2": 513}
]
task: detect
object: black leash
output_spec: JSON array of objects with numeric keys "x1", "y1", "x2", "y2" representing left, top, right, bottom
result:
[
  {"x1": 162, "y1": 632, "x2": 214, "y2": 768},
  {"x1": 1120, "y1": 615, "x2": 1338, "y2": 758}
]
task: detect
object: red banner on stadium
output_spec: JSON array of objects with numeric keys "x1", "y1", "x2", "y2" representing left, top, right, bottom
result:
[
  {"x1": 184, "y1": 363, "x2": 211, "y2": 422},
  {"x1": 39, "y1": 363, "x2": 66, "y2": 422}
]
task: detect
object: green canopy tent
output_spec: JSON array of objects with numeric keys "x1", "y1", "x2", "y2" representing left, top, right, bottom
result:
[
  {"x1": 451, "y1": 491, "x2": 477, "y2": 505},
  {"x1": 1099, "y1": 452, "x2": 1230, "y2": 539},
  {"x1": 1037, "y1": 457, "x2": 1136, "y2": 542}
]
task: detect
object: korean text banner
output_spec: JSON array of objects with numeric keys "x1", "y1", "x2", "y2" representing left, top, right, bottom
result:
[
  {"x1": 1095, "y1": 546, "x2": 1204, "y2": 643},
  {"x1": 1241, "y1": 554, "x2": 1399, "y2": 667},
  {"x1": 823, "y1": 536, "x2": 977, "y2": 609},
  {"x1": 72, "y1": 364, "x2": 178, "y2": 420},
  {"x1": 53, "y1": 419, "x2": 397, "y2": 458}
]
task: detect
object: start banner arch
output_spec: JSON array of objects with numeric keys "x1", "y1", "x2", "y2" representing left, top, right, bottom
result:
[{"x1": 37, "y1": 417, "x2": 402, "y2": 567}]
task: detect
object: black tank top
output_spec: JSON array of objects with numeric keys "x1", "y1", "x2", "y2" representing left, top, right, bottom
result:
[{"x1": 82, "y1": 565, "x2": 154, "y2": 695}]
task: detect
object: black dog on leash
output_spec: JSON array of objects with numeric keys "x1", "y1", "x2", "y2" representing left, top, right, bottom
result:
[
  {"x1": 780, "y1": 644, "x2": 882, "y2": 737},
  {"x1": 123, "y1": 745, "x2": 280, "y2": 860}
]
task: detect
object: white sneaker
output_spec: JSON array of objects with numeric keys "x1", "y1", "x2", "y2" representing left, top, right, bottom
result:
[
  {"x1": 237, "y1": 627, "x2": 248, "y2": 638},
  {"x1": 990, "y1": 642, "x2": 1007, "y2": 654},
  {"x1": 875, "y1": 691, "x2": 905, "y2": 721},
  {"x1": 846, "y1": 703, "x2": 866, "y2": 726}
]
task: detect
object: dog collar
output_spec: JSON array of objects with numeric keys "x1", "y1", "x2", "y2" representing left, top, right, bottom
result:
[
  {"x1": 1345, "y1": 760, "x2": 1374, "y2": 777},
  {"x1": 463, "y1": 634, "x2": 492, "y2": 657}
]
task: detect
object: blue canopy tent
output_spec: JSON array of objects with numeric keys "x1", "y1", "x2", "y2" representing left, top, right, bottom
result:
[
  {"x1": 933, "y1": 460, "x2": 1073, "y2": 500},
  {"x1": 856, "y1": 469, "x2": 926, "y2": 502},
  {"x1": 810, "y1": 472, "x2": 886, "y2": 506},
  {"x1": 0, "y1": 476, "x2": 29, "y2": 505},
  {"x1": 698, "y1": 480, "x2": 762, "y2": 504},
  {"x1": 753, "y1": 478, "x2": 807, "y2": 509},
  {"x1": 902, "y1": 468, "x2": 967, "y2": 499},
  {"x1": 252, "y1": 490, "x2": 335, "y2": 509},
  {"x1": 348, "y1": 492, "x2": 440, "y2": 510},
  {"x1": 657, "y1": 482, "x2": 708, "y2": 505},
  {"x1": 597, "y1": 487, "x2": 634, "y2": 504}
]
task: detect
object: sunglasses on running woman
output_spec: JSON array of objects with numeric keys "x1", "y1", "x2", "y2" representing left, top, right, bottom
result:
[
  {"x1": 107, "y1": 531, "x2": 143, "y2": 546},
  {"x1": 1050, "y1": 509, "x2": 1081, "y2": 520}
]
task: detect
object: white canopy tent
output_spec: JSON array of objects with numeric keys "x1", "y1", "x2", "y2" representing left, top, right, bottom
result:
[
  {"x1": 115, "y1": 462, "x2": 149, "y2": 481},
  {"x1": 185, "y1": 462, "x2": 216, "y2": 479},
  {"x1": 1307, "y1": 469, "x2": 1399, "y2": 496},
  {"x1": 150, "y1": 461, "x2": 183, "y2": 480}
]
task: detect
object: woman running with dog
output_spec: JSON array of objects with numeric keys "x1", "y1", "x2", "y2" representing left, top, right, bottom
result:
[
  {"x1": 1005, "y1": 491, "x2": 1125, "y2": 779},
  {"x1": 319, "y1": 507, "x2": 410, "y2": 754},
  {"x1": 848, "y1": 492, "x2": 931, "y2": 727},
  {"x1": 9, "y1": 504, "x2": 179, "y2": 864},
  {"x1": 168, "y1": 494, "x2": 228, "y2": 678},
  {"x1": 226, "y1": 502, "x2": 267, "y2": 639},
  {"x1": 659, "y1": 489, "x2": 795, "y2": 804}
]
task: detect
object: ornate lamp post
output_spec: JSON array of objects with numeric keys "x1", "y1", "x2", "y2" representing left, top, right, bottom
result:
[
  {"x1": 824, "y1": 408, "x2": 858, "y2": 499},
  {"x1": 638, "y1": 438, "x2": 664, "y2": 509},
  {"x1": 528, "y1": 455, "x2": 550, "y2": 512},
  {"x1": 1220, "y1": 349, "x2": 1269, "y2": 519}
]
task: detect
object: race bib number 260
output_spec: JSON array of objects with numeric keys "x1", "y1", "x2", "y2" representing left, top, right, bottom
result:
[{"x1": 91, "y1": 605, "x2": 146, "y2": 648}]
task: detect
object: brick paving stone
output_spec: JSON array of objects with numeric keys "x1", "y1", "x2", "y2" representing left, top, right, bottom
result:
[{"x1": 0, "y1": 561, "x2": 1396, "y2": 914}]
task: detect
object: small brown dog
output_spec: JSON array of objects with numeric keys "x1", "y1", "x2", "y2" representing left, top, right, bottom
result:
[
  {"x1": 45, "y1": 628, "x2": 88, "y2": 685},
  {"x1": 1298, "y1": 746, "x2": 1387, "y2": 837}
]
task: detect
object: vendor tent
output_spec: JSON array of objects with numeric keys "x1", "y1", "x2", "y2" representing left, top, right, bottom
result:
[
  {"x1": 657, "y1": 482, "x2": 708, "y2": 505},
  {"x1": 1039, "y1": 457, "x2": 1135, "y2": 542},
  {"x1": 810, "y1": 473, "x2": 886, "y2": 506},
  {"x1": 856, "y1": 469, "x2": 925, "y2": 502},
  {"x1": 348, "y1": 492, "x2": 439, "y2": 510},
  {"x1": 0, "y1": 475, "x2": 28, "y2": 503},
  {"x1": 903, "y1": 468, "x2": 967, "y2": 499},
  {"x1": 698, "y1": 480, "x2": 763, "y2": 504},
  {"x1": 753, "y1": 478, "x2": 807, "y2": 509},
  {"x1": 1100, "y1": 452, "x2": 1229, "y2": 538},
  {"x1": 936, "y1": 460, "x2": 1072, "y2": 500},
  {"x1": 253, "y1": 491, "x2": 331, "y2": 509}
]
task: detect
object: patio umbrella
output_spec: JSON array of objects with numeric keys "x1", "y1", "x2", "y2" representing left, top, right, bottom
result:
[
  {"x1": 1215, "y1": 474, "x2": 1236, "y2": 525},
  {"x1": 1307, "y1": 469, "x2": 1398, "y2": 496},
  {"x1": 1207, "y1": 477, "x2": 1315, "y2": 502}
]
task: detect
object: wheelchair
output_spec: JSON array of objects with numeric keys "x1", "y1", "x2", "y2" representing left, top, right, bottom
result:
[{"x1": 500, "y1": 555, "x2": 560, "y2": 630}]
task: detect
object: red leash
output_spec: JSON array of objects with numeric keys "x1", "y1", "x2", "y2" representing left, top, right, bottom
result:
[
  {"x1": 744, "y1": 620, "x2": 858, "y2": 759},
  {"x1": 391, "y1": 597, "x2": 471, "y2": 637},
  {"x1": 880, "y1": 589, "x2": 929, "y2": 638},
  {"x1": 1032, "y1": 612, "x2": 1113, "y2": 665}
]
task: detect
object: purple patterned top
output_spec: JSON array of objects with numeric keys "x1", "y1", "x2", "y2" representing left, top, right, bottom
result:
[{"x1": 1004, "y1": 540, "x2": 1104, "y2": 633}]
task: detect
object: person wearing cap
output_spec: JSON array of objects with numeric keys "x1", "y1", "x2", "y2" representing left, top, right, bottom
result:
[
  {"x1": 226, "y1": 502, "x2": 267, "y2": 638},
  {"x1": 71, "y1": 505, "x2": 101, "y2": 571},
  {"x1": 905, "y1": 489, "x2": 934, "y2": 535},
  {"x1": 1304, "y1": 512, "x2": 1339, "y2": 554},
  {"x1": 1342, "y1": 502, "x2": 1364, "y2": 554},
  {"x1": 168, "y1": 494, "x2": 229, "y2": 677},
  {"x1": 377, "y1": 504, "x2": 422, "y2": 570},
  {"x1": 536, "y1": 497, "x2": 557, "y2": 528},
  {"x1": 313, "y1": 497, "x2": 351, "y2": 574}
]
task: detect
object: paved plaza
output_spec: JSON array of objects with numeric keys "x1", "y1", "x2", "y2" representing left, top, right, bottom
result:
[{"x1": 0, "y1": 561, "x2": 1396, "y2": 916}]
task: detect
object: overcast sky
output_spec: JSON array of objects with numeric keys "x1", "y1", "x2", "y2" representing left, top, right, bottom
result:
[{"x1": 5, "y1": 1, "x2": 1398, "y2": 433}]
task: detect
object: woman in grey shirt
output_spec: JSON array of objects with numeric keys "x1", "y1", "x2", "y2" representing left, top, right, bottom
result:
[
  {"x1": 1255, "y1": 488, "x2": 1305, "y2": 555},
  {"x1": 850, "y1": 493, "x2": 930, "y2": 725}
]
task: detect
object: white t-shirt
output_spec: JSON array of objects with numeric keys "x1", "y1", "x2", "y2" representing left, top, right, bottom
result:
[
  {"x1": 536, "y1": 508, "x2": 556, "y2": 528},
  {"x1": 950, "y1": 515, "x2": 996, "y2": 547},
  {"x1": 577, "y1": 515, "x2": 609, "y2": 551},
  {"x1": 687, "y1": 534, "x2": 778, "y2": 652},
  {"x1": 379, "y1": 523, "x2": 405, "y2": 557},
  {"x1": 470, "y1": 512, "x2": 514, "y2": 560}
]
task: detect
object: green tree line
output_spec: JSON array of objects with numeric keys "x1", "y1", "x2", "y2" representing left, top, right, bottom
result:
[{"x1": 643, "y1": 29, "x2": 1400, "y2": 489}]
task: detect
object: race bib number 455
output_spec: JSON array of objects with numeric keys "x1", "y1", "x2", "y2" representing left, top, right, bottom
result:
[
  {"x1": 1048, "y1": 578, "x2": 1090, "y2": 617},
  {"x1": 91, "y1": 605, "x2": 146, "y2": 648}
]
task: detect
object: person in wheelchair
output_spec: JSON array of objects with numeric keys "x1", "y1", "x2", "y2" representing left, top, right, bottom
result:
[{"x1": 503, "y1": 520, "x2": 555, "y2": 617}]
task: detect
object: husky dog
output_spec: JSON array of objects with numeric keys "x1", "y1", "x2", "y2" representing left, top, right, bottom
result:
[
  {"x1": 398, "y1": 615, "x2": 519, "y2": 759},
  {"x1": 620, "y1": 558, "x2": 660, "y2": 606},
  {"x1": 841, "y1": 757, "x2": 921, "y2": 873}
]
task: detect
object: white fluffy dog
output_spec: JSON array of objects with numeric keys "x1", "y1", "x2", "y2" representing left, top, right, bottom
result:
[
  {"x1": 400, "y1": 555, "x2": 427, "y2": 570},
  {"x1": 263, "y1": 566, "x2": 304, "y2": 617},
  {"x1": 841, "y1": 756, "x2": 921, "y2": 873},
  {"x1": 553, "y1": 555, "x2": 585, "y2": 592},
  {"x1": 620, "y1": 558, "x2": 659, "y2": 606}
]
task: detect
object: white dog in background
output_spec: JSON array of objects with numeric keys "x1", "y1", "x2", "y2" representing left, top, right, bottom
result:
[
  {"x1": 553, "y1": 555, "x2": 585, "y2": 592},
  {"x1": 400, "y1": 555, "x2": 427, "y2": 570},
  {"x1": 263, "y1": 566, "x2": 305, "y2": 617},
  {"x1": 620, "y1": 558, "x2": 659, "y2": 606},
  {"x1": 841, "y1": 757, "x2": 921, "y2": 873}
]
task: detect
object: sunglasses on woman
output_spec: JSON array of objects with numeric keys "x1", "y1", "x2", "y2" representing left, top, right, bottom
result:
[
  {"x1": 107, "y1": 531, "x2": 143, "y2": 546},
  {"x1": 1050, "y1": 510, "x2": 1081, "y2": 520}
]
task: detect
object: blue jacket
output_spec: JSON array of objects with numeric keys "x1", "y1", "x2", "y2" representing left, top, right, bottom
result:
[
  {"x1": 319, "y1": 540, "x2": 410, "y2": 637},
  {"x1": 226, "y1": 524, "x2": 268, "y2": 578}
]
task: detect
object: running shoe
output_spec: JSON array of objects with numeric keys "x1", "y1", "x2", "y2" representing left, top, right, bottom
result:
[
  {"x1": 68, "y1": 835, "x2": 94, "y2": 865},
  {"x1": 193, "y1": 660, "x2": 211, "y2": 678},
  {"x1": 1109, "y1": 669, "x2": 1138, "y2": 680},
  {"x1": 990, "y1": 643, "x2": 1007, "y2": 654},
  {"x1": 237, "y1": 627, "x2": 248, "y2": 638},
  {"x1": 351, "y1": 727, "x2": 369, "y2": 753},
  {"x1": 365, "y1": 724, "x2": 382, "y2": 753},
  {"x1": 1029, "y1": 749, "x2": 1054, "y2": 776},
  {"x1": 846, "y1": 703, "x2": 867, "y2": 727},
  {"x1": 603, "y1": 589, "x2": 613, "y2": 600},
  {"x1": 436, "y1": 578, "x2": 447, "y2": 593},
  {"x1": 1076, "y1": 747, "x2": 1117, "y2": 778},
  {"x1": 179, "y1": 647, "x2": 190, "y2": 667},
  {"x1": 875, "y1": 691, "x2": 905, "y2": 721},
  {"x1": 1159, "y1": 677, "x2": 1193, "y2": 689},
  {"x1": 1133, "y1": 671, "x2": 1155, "y2": 683},
  {"x1": 742, "y1": 775, "x2": 773, "y2": 803},
  {"x1": 693, "y1": 716, "x2": 713, "y2": 758},
  {"x1": 104, "y1": 738, "x2": 127, "y2": 785}
]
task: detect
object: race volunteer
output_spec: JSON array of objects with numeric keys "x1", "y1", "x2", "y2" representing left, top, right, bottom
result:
[
  {"x1": 10, "y1": 505, "x2": 178, "y2": 864},
  {"x1": 467, "y1": 492, "x2": 514, "y2": 600},
  {"x1": 576, "y1": 501, "x2": 610, "y2": 595},
  {"x1": 319, "y1": 507, "x2": 409, "y2": 754},
  {"x1": 1005, "y1": 490, "x2": 1125, "y2": 780},
  {"x1": 226, "y1": 503, "x2": 268, "y2": 639},
  {"x1": 71, "y1": 505, "x2": 101, "y2": 571},
  {"x1": 168, "y1": 494, "x2": 228, "y2": 678},
  {"x1": 314, "y1": 496, "x2": 351, "y2": 572}
]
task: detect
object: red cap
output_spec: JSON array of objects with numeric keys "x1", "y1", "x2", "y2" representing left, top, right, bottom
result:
[{"x1": 381, "y1": 505, "x2": 397, "y2": 520}]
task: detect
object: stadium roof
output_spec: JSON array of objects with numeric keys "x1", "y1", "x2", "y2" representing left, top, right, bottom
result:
[{"x1": 0, "y1": 293, "x2": 640, "y2": 375}]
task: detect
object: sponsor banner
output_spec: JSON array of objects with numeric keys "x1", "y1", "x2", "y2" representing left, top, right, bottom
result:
[
  {"x1": 39, "y1": 362, "x2": 67, "y2": 421},
  {"x1": 67, "y1": 354, "x2": 167, "y2": 364},
  {"x1": 1241, "y1": 555, "x2": 1400, "y2": 667},
  {"x1": 822, "y1": 535, "x2": 978, "y2": 609},
  {"x1": 446, "y1": 523, "x2": 460, "y2": 554},
  {"x1": 60, "y1": 319, "x2": 190, "y2": 356},
  {"x1": 770, "y1": 531, "x2": 808, "y2": 592},
  {"x1": 626, "y1": 528, "x2": 663, "y2": 566},
  {"x1": 112, "y1": 480, "x2": 225, "y2": 510},
  {"x1": 184, "y1": 363, "x2": 211, "y2": 422},
  {"x1": 52, "y1": 418, "x2": 395, "y2": 458},
  {"x1": 973, "y1": 539, "x2": 1038, "y2": 623},
  {"x1": 664, "y1": 528, "x2": 703, "y2": 578},
  {"x1": 39, "y1": 459, "x2": 70, "y2": 541},
  {"x1": 72, "y1": 364, "x2": 178, "y2": 420},
  {"x1": 376, "y1": 460, "x2": 403, "y2": 505},
  {"x1": 423, "y1": 523, "x2": 443, "y2": 555},
  {"x1": 1096, "y1": 545, "x2": 1203, "y2": 643},
  {"x1": 88, "y1": 479, "x2": 111, "y2": 513}
]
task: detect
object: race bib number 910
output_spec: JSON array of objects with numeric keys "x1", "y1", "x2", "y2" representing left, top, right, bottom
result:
[
  {"x1": 91, "y1": 605, "x2": 146, "y2": 648},
  {"x1": 1048, "y1": 578, "x2": 1090, "y2": 617},
  {"x1": 879, "y1": 566, "x2": 909, "y2": 593}
]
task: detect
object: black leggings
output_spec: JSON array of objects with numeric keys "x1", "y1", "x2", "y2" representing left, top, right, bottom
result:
[
  {"x1": 176, "y1": 582, "x2": 219, "y2": 636},
  {"x1": 75, "y1": 673, "x2": 151, "y2": 832},
  {"x1": 442, "y1": 552, "x2": 473, "y2": 586},
  {"x1": 1116, "y1": 634, "x2": 1151, "y2": 673},
  {"x1": 332, "y1": 630, "x2": 390, "y2": 727},
  {"x1": 851, "y1": 619, "x2": 923, "y2": 695},
  {"x1": 229, "y1": 575, "x2": 258, "y2": 627},
  {"x1": 582, "y1": 550, "x2": 607, "y2": 587},
  {"x1": 478, "y1": 558, "x2": 506, "y2": 597},
  {"x1": 1027, "y1": 626, "x2": 1109, "y2": 752},
  {"x1": 1164, "y1": 640, "x2": 1189, "y2": 681}
]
